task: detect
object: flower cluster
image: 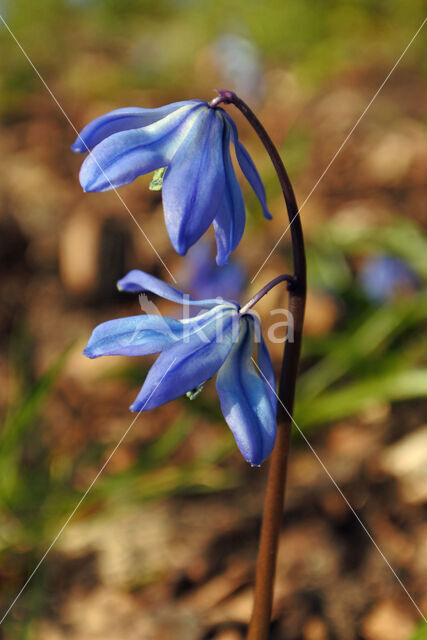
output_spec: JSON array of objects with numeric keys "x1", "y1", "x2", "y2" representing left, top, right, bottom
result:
[{"x1": 74, "y1": 96, "x2": 278, "y2": 465}]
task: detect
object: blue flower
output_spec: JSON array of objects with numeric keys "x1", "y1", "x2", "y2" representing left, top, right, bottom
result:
[
  {"x1": 83, "y1": 270, "x2": 277, "y2": 466},
  {"x1": 72, "y1": 100, "x2": 271, "y2": 266},
  {"x1": 179, "y1": 241, "x2": 246, "y2": 305},
  {"x1": 213, "y1": 34, "x2": 265, "y2": 101},
  {"x1": 359, "y1": 255, "x2": 419, "y2": 303}
]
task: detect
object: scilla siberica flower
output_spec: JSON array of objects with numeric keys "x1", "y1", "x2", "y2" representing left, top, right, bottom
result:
[
  {"x1": 179, "y1": 241, "x2": 246, "y2": 305},
  {"x1": 72, "y1": 100, "x2": 271, "y2": 265},
  {"x1": 83, "y1": 270, "x2": 277, "y2": 466}
]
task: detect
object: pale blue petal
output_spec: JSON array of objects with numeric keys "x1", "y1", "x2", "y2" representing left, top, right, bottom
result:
[
  {"x1": 79, "y1": 103, "x2": 204, "y2": 192},
  {"x1": 83, "y1": 315, "x2": 184, "y2": 358},
  {"x1": 250, "y1": 314, "x2": 277, "y2": 410},
  {"x1": 225, "y1": 113, "x2": 272, "y2": 220},
  {"x1": 131, "y1": 307, "x2": 238, "y2": 411},
  {"x1": 216, "y1": 316, "x2": 276, "y2": 465},
  {"x1": 71, "y1": 101, "x2": 203, "y2": 152},
  {"x1": 212, "y1": 119, "x2": 246, "y2": 266},
  {"x1": 117, "y1": 270, "x2": 234, "y2": 309},
  {"x1": 163, "y1": 108, "x2": 225, "y2": 255}
]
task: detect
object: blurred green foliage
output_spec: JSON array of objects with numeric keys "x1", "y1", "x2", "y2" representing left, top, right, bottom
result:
[
  {"x1": 411, "y1": 622, "x2": 427, "y2": 640},
  {"x1": 296, "y1": 220, "x2": 427, "y2": 428},
  {"x1": 0, "y1": 333, "x2": 237, "y2": 637},
  {"x1": 0, "y1": 0, "x2": 426, "y2": 114}
]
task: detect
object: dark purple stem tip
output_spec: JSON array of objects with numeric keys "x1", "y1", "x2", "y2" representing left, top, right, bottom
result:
[{"x1": 209, "y1": 89, "x2": 236, "y2": 109}]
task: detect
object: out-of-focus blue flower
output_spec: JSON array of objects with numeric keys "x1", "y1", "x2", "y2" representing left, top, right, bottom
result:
[
  {"x1": 359, "y1": 255, "x2": 419, "y2": 303},
  {"x1": 213, "y1": 34, "x2": 264, "y2": 102},
  {"x1": 84, "y1": 270, "x2": 277, "y2": 465},
  {"x1": 72, "y1": 100, "x2": 271, "y2": 266},
  {"x1": 180, "y1": 241, "x2": 246, "y2": 304}
]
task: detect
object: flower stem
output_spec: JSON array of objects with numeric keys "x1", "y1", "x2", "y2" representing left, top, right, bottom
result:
[
  {"x1": 239, "y1": 274, "x2": 295, "y2": 315},
  {"x1": 219, "y1": 90, "x2": 307, "y2": 639}
]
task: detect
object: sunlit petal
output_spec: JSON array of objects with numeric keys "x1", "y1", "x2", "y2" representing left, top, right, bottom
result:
[{"x1": 216, "y1": 316, "x2": 276, "y2": 465}]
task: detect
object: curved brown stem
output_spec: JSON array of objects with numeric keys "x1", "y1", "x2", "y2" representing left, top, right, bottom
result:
[
  {"x1": 216, "y1": 90, "x2": 307, "y2": 639},
  {"x1": 239, "y1": 274, "x2": 295, "y2": 315}
]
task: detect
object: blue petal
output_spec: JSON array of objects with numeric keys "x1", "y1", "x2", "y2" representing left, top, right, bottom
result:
[
  {"x1": 184, "y1": 241, "x2": 245, "y2": 304},
  {"x1": 212, "y1": 119, "x2": 246, "y2": 266},
  {"x1": 225, "y1": 113, "x2": 272, "y2": 220},
  {"x1": 131, "y1": 307, "x2": 238, "y2": 411},
  {"x1": 71, "y1": 101, "x2": 204, "y2": 153},
  {"x1": 216, "y1": 315, "x2": 276, "y2": 465},
  {"x1": 79, "y1": 103, "x2": 204, "y2": 192},
  {"x1": 162, "y1": 108, "x2": 225, "y2": 255},
  {"x1": 83, "y1": 314, "x2": 185, "y2": 358},
  {"x1": 117, "y1": 270, "x2": 234, "y2": 309},
  {"x1": 250, "y1": 314, "x2": 277, "y2": 411}
]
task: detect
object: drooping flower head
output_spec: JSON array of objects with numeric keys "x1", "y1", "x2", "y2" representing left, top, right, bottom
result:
[
  {"x1": 84, "y1": 270, "x2": 277, "y2": 466},
  {"x1": 72, "y1": 100, "x2": 271, "y2": 266}
]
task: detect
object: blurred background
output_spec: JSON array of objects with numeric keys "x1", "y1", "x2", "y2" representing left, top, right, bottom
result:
[{"x1": 0, "y1": 1, "x2": 426, "y2": 639}]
